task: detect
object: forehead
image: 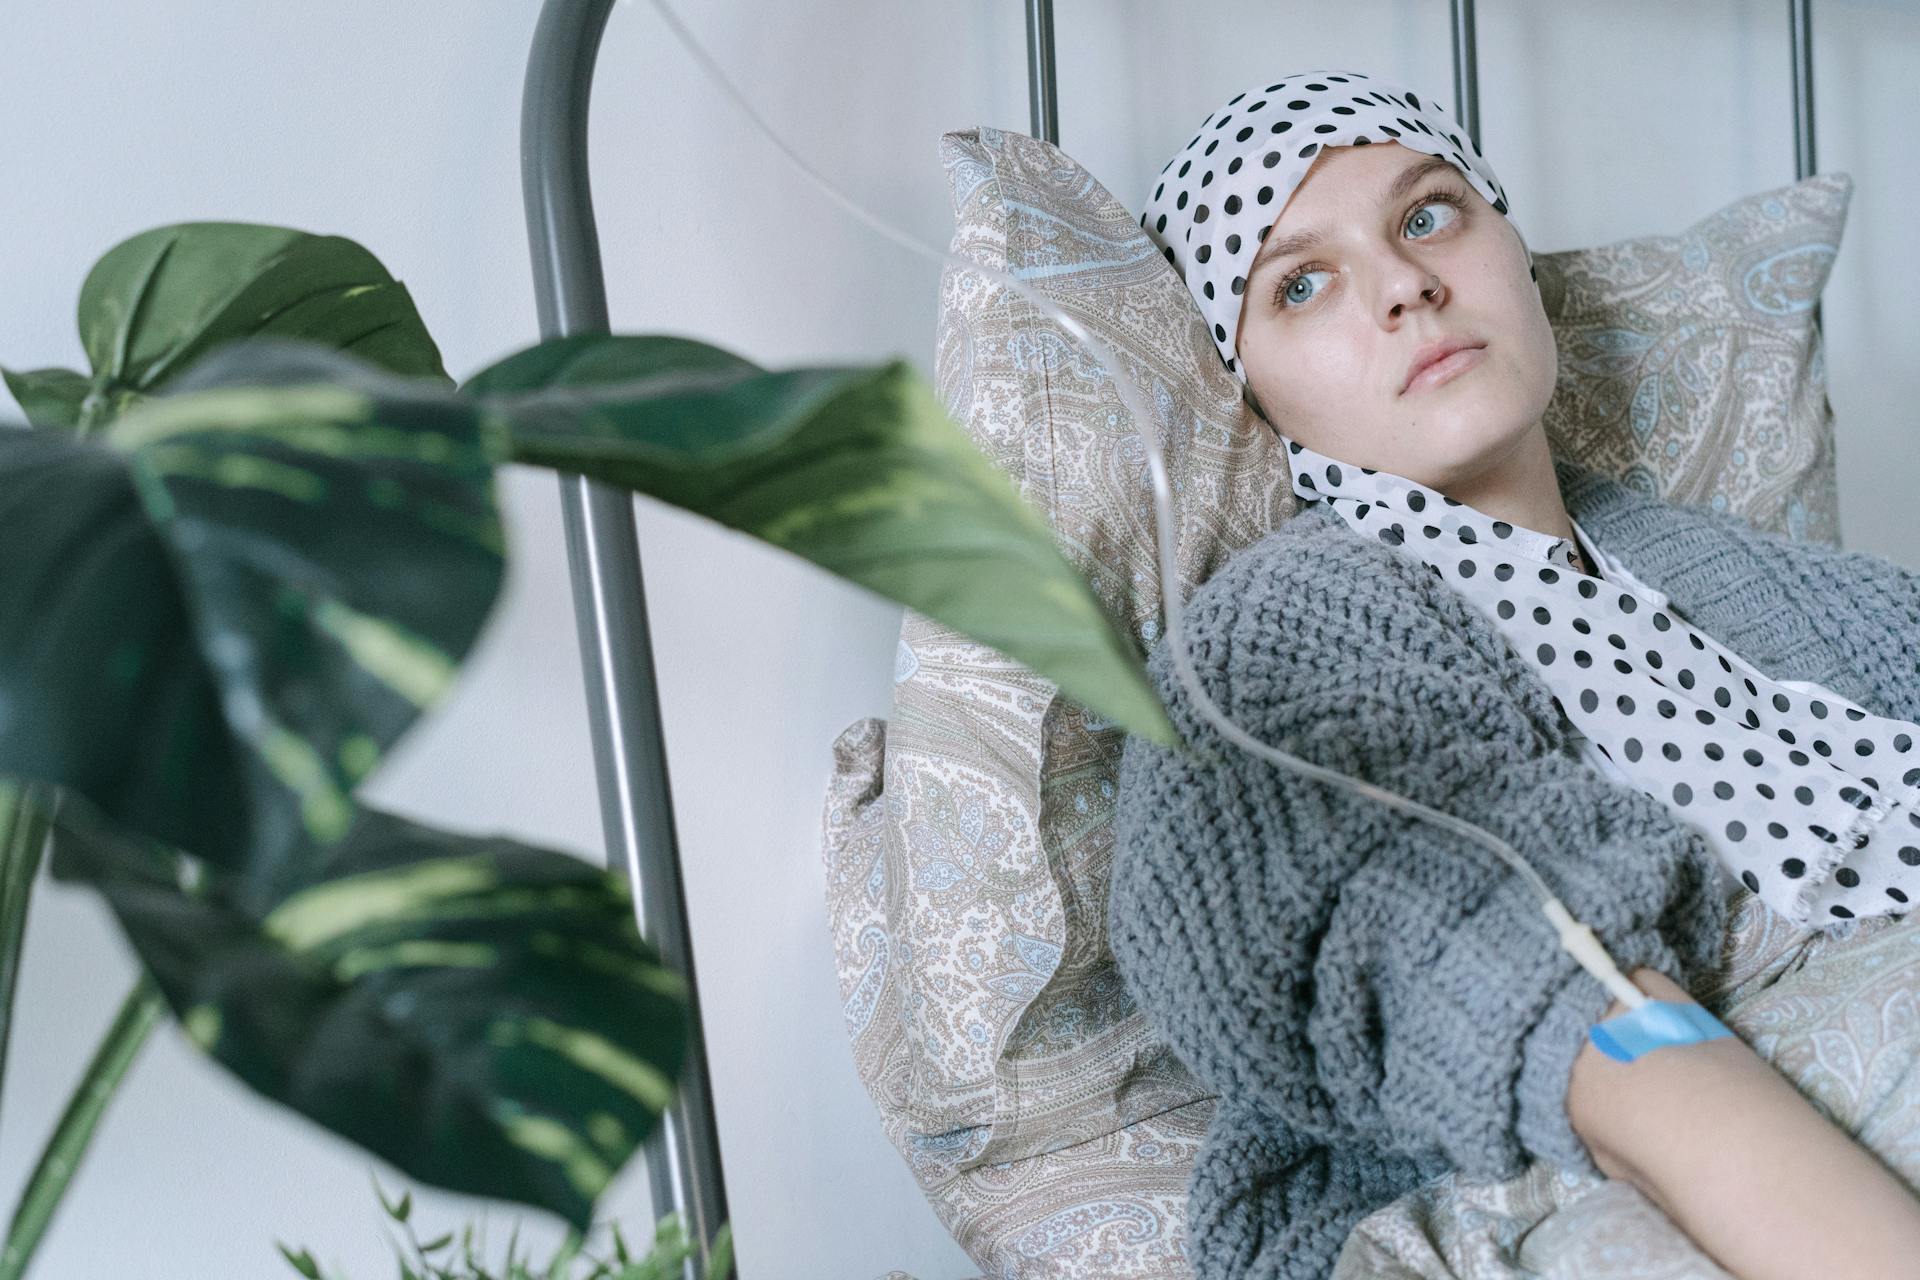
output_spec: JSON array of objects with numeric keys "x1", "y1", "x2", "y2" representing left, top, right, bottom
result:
[{"x1": 1280, "y1": 140, "x2": 1420, "y2": 218}]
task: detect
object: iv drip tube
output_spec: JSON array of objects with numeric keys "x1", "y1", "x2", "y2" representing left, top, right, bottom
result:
[{"x1": 634, "y1": 0, "x2": 1648, "y2": 1012}]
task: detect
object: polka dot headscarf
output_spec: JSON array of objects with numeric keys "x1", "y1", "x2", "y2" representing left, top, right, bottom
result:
[
  {"x1": 1284, "y1": 432, "x2": 1920, "y2": 928},
  {"x1": 1138, "y1": 69, "x2": 1527, "y2": 386}
]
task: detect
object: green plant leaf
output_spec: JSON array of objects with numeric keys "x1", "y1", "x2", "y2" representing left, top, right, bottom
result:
[
  {"x1": 0, "y1": 341, "x2": 506, "y2": 892},
  {"x1": 462, "y1": 333, "x2": 1177, "y2": 747},
  {"x1": 71, "y1": 222, "x2": 449, "y2": 429},
  {"x1": 374, "y1": 1172, "x2": 407, "y2": 1222},
  {"x1": 542, "y1": 1229, "x2": 583, "y2": 1280},
  {"x1": 703, "y1": 1222, "x2": 732, "y2": 1280},
  {"x1": 0, "y1": 366, "x2": 89, "y2": 429},
  {"x1": 276, "y1": 1242, "x2": 323, "y2": 1278},
  {"x1": 47, "y1": 792, "x2": 689, "y2": 1233}
]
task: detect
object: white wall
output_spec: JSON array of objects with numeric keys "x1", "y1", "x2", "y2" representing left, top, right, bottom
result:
[{"x1": 0, "y1": 2, "x2": 1913, "y2": 1278}]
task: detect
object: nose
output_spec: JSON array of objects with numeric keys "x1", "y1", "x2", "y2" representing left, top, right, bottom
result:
[{"x1": 1384, "y1": 260, "x2": 1444, "y2": 320}]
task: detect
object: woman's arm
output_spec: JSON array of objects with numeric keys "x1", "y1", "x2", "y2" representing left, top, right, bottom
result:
[
  {"x1": 1568, "y1": 967, "x2": 1920, "y2": 1280},
  {"x1": 1107, "y1": 521, "x2": 1731, "y2": 1273}
]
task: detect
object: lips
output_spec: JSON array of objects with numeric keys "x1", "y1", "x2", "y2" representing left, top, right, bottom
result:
[{"x1": 1401, "y1": 338, "x2": 1485, "y2": 395}]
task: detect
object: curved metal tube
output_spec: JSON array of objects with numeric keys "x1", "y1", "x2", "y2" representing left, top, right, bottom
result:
[
  {"x1": 519, "y1": 2, "x2": 731, "y2": 1275},
  {"x1": 1026, "y1": 0, "x2": 1059, "y2": 144},
  {"x1": 1450, "y1": 0, "x2": 1481, "y2": 149},
  {"x1": 1789, "y1": 0, "x2": 1823, "y2": 334},
  {"x1": 1791, "y1": 0, "x2": 1817, "y2": 181}
]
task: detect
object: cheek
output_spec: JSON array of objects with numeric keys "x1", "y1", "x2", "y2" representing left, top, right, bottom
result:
[
  {"x1": 1513, "y1": 292, "x2": 1561, "y2": 390},
  {"x1": 1265, "y1": 343, "x2": 1358, "y2": 419},
  {"x1": 1473, "y1": 260, "x2": 1558, "y2": 388},
  {"x1": 1500, "y1": 250, "x2": 1556, "y2": 352}
]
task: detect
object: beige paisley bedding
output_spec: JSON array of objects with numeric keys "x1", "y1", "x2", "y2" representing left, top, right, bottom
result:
[
  {"x1": 874, "y1": 885, "x2": 1920, "y2": 1279},
  {"x1": 1331, "y1": 886, "x2": 1920, "y2": 1280}
]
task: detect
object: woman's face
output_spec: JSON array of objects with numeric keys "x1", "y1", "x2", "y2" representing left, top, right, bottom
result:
[{"x1": 1233, "y1": 141, "x2": 1558, "y2": 490}]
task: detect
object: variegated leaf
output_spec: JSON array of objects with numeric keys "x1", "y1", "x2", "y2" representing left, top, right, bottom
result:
[
  {"x1": 463, "y1": 333, "x2": 1178, "y2": 747},
  {"x1": 48, "y1": 793, "x2": 688, "y2": 1231},
  {"x1": 3, "y1": 222, "x2": 448, "y2": 436},
  {"x1": 0, "y1": 342, "x2": 505, "y2": 888}
]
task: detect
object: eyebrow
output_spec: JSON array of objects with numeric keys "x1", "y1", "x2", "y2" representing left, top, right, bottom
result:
[{"x1": 1246, "y1": 155, "x2": 1457, "y2": 281}]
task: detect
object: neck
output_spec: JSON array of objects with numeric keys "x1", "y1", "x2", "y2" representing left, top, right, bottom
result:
[{"x1": 1435, "y1": 426, "x2": 1583, "y2": 562}]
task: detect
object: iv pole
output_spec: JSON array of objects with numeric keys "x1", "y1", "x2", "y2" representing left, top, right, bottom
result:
[
  {"x1": 515, "y1": 2, "x2": 1070, "y2": 1274},
  {"x1": 520, "y1": 1, "x2": 729, "y2": 1276}
]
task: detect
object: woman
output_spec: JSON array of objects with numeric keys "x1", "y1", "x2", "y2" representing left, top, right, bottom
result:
[{"x1": 1109, "y1": 70, "x2": 1920, "y2": 1280}]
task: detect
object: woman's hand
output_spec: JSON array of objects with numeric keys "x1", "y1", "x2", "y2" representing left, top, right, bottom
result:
[{"x1": 1566, "y1": 967, "x2": 1920, "y2": 1280}]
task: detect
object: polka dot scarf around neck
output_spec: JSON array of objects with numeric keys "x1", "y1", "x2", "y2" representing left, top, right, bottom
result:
[{"x1": 1282, "y1": 433, "x2": 1920, "y2": 927}]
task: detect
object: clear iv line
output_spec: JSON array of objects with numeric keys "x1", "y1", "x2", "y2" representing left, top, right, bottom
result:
[{"x1": 639, "y1": 0, "x2": 1648, "y2": 1012}]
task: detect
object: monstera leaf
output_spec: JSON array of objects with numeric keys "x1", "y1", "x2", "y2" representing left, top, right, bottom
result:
[
  {"x1": 463, "y1": 333, "x2": 1179, "y2": 747},
  {"x1": 1, "y1": 222, "x2": 448, "y2": 433},
  {"x1": 0, "y1": 344, "x2": 504, "y2": 896},
  {"x1": 47, "y1": 792, "x2": 689, "y2": 1231}
]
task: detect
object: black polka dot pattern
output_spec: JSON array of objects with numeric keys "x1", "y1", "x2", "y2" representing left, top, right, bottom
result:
[
  {"x1": 1138, "y1": 69, "x2": 1523, "y2": 386},
  {"x1": 1281, "y1": 432, "x2": 1920, "y2": 927}
]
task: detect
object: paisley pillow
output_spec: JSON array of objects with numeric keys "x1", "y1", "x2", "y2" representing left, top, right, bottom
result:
[
  {"x1": 819, "y1": 125, "x2": 1851, "y2": 1279},
  {"x1": 1535, "y1": 176, "x2": 1849, "y2": 538}
]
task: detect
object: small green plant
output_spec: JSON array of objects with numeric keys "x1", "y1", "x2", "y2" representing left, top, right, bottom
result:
[{"x1": 274, "y1": 1174, "x2": 734, "y2": 1280}]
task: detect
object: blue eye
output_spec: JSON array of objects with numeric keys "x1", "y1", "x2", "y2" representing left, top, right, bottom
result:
[
  {"x1": 1405, "y1": 197, "x2": 1461, "y2": 240},
  {"x1": 1279, "y1": 269, "x2": 1332, "y2": 308},
  {"x1": 1271, "y1": 188, "x2": 1468, "y2": 311}
]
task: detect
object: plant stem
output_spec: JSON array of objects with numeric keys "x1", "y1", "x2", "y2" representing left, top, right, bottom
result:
[
  {"x1": 0, "y1": 782, "x2": 56, "y2": 1144},
  {"x1": 0, "y1": 975, "x2": 165, "y2": 1280}
]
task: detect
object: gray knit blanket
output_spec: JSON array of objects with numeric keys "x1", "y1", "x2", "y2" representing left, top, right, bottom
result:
[{"x1": 1109, "y1": 457, "x2": 1920, "y2": 1279}]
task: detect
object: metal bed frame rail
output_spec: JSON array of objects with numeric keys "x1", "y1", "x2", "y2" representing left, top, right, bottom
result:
[{"x1": 515, "y1": 2, "x2": 1821, "y2": 1274}]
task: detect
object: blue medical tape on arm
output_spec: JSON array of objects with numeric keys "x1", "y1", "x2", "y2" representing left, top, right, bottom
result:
[{"x1": 1589, "y1": 999, "x2": 1735, "y2": 1063}]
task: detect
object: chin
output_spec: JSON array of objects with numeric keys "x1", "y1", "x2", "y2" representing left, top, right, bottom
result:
[
  {"x1": 1400, "y1": 410, "x2": 1529, "y2": 482},
  {"x1": 1410, "y1": 400, "x2": 1509, "y2": 445}
]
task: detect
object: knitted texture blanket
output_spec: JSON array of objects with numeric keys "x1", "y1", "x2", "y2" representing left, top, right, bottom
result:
[{"x1": 1109, "y1": 455, "x2": 1920, "y2": 1280}]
